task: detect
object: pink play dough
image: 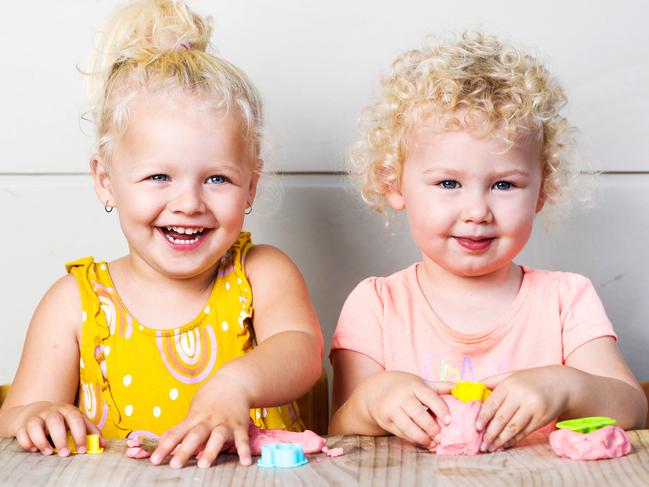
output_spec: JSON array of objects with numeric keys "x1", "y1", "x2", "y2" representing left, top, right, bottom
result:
[
  {"x1": 125, "y1": 420, "x2": 332, "y2": 460},
  {"x1": 247, "y1": 421, "x2": 326, "y2": 454},
  {"x1": 433, "y1": 394, "x2": 484, "y2": 456},
  {"x1": 126, "y1": 438, "x2": 154, "y2": 459},
  {"x1": 549, "y1": 425, "x2": 631, "y2": 460}
]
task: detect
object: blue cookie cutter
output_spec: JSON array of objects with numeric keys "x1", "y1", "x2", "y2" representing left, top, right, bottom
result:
[{"x1": 257, "y1": 443, "x2": 308, "y2": 468}]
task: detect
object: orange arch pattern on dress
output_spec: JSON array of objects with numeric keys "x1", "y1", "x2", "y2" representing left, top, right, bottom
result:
[{"x1": 156, "y1": 326, "x2": 218, "y2": 384}]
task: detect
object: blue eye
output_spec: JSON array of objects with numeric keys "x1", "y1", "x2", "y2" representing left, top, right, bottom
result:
[
  {"x1": 493, "y1": 181, "x2": 513, "y2": 190},
  {"x1": 150, "y1": 174, "x2": 169, "y2": 182},
  {"x1": 206, "y1": 175, "x2": 229, "y2": 185},
  {"x1": 439, "y1": 180, "x2": 459, "y2": 189}
]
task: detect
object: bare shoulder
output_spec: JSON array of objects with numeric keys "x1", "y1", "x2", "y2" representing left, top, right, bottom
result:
[
  {"x1": 245, "y1": 244, "x2": 303, "y2": 281},
  {"x1": 35, "y1": 274, "x2": 82, "y2": 335},
  {"x1": 244, "y1": 244, "x2": 320, "y2": 342}
]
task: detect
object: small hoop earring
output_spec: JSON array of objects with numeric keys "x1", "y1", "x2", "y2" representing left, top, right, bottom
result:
[
  {"x1": 104, "y1": 201, "x2": 114, "y2": 213},
  {"x1": 244, "y1": 205, "x2": 252, "y2": 215}
]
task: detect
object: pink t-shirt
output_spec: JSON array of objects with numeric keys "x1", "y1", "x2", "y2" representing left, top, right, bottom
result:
[{"x1": 331, "y1": 264, "x2": 616, "y2": 381}]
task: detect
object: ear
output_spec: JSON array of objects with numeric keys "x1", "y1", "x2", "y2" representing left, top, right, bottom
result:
[
  {"x1": 246, "y1": 158, "x2": 263, "y2": 206},
  {"x1": 89, "y1": 155, "x2": 114, "y2": 206},
  {"x1": 385, "y1": 183, "x2": 406, "y2": 211}
]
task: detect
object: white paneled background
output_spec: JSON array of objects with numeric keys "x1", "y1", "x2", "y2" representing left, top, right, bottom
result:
[{"x1": 1, "y1": 1, "x2": 648, "y2": 393}]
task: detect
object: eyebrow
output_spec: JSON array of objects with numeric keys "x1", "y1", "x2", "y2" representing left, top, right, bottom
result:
[
  {"x1": 135, "y1": 159, "x2": 243, "y2": 170},
  {"x1": 422, "y1": 168, "x2": 530, "y2": 178},
  {"x1": 491, "y1": 169, "x2": 531, "y2": 178}
]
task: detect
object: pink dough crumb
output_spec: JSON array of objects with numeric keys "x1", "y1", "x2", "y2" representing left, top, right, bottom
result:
[
  {"x1": 322, "y1": 446, "x2": 344, "y2": 457},
  {"x1": 433, "y1": 395, "x2": 484, "y2": 455},
  {"x1": 549, "y1": 425, "x2": 631, "y2": 460}
]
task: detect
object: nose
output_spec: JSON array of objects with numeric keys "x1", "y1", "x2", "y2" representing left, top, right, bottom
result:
[
  {"x1": 169, "y1": 182, "x2": 205, "y2": 215},
  {"x1": 460, "y1": 189, "x2": 493, "y2": 224}
]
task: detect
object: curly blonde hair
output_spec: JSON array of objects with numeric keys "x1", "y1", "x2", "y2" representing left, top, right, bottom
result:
[
  {"x1": 84, "y1": 0, "x2": 262, "y2": 165},
  {"x1": 349, "y1": 31, "x2": 576, "y2": 213}
]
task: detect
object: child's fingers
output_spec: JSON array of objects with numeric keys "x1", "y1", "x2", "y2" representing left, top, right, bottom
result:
[
  {"x1": 65, "y1": 410, "x2": 90, "y2": 454},
  {"x1": 475, "y1": 388, "x2": 506, "y2": 431},
  {"x1": 151, "y1": 425, "x2": 188, "y2": 465},
  {"x1": 479, "y1": 372, "x2": 511, "y2": 390},
  {"x1": 391, "y1": 409, "x2": 434, "y2": 447},
  {"x1": 489, "y1": 410, "x2": 532, "y2": 452},
  {"x1": 25, "y1": 418, "x2": 53, "y2": 455},
  {"x1": 15, "y1": 428, "x2": 37, "y2": 453},
  {"x1": 233, "y1": 426, "x2": 251, "y2": 466},
  {"x1": 197, "y1": 426, "x2": 229, "y2": 468},
  {"x1": 504, "y1": 416, "x2": 547, "y2": 448},
  {"x1": 425, "y1": 380, "x2": 455, "y2": 396},
  {"x1": 479, "y1": 402, "x2": 518, "y2": 452},
  {"x1": 403, "y1": 396, "x2": 440, "y2": 439},
  {"x1": 45, "y1": 412, "x2": 71, "y2": 456},
  {"x1": 416, "y1": 386, "x2": 451, "y2": 427},
  {"x1": 169, "y1": 425, "x2": 210, "y2": 469}
]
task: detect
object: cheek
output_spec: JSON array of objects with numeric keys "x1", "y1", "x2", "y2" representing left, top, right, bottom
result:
[
  {"x1": 115, "y1": 189, "x2": 163, "y2": 221},
  {"x1": 500, "y1": 204, "x2": 537, "y2": 237},
  {"x1": 406, "y1": 206, "x2": 446, "y2": 246}
]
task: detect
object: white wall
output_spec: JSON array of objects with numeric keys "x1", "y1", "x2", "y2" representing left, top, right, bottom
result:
[{"x1": 1, "y1": 1, "x2": 648, "y2": 387}]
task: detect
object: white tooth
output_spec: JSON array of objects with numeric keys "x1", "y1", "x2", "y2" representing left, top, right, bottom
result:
[
  {"x1": 175, "y1": 227, "x2": 186, "y2": 234},
  {"x1": 187, "y1": 228, "x2": 196, "y2": 235}
]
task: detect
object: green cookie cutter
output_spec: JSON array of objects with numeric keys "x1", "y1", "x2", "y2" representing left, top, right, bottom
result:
[{"x1": 555, "y1": 416, "x2": 616, "y2": 434}]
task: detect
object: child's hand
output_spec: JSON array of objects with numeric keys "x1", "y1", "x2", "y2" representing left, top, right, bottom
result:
[
  {"x1": 151, "y1": 373, "x2": 253, "y2": 468},
  {"x1": 362, "y1": 371, "x2": 453, "y2": 449},
  {"x1": 14, "y1": 401, "x2": 103, "y2": 456},
  {"x1": 476, "y1": 366, "x2": 569, "y2": 452}
]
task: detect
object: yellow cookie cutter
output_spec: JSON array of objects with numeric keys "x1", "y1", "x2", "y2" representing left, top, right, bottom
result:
[
  {"x1": 55, "y1": 433, "x2": 104, "y2": 454},
  {"x1": 450, "y1": 382, "x2": 492, "y2": 403},
  {"x1": 555, "y1": 417, "x2": 616, "y2": 434}
]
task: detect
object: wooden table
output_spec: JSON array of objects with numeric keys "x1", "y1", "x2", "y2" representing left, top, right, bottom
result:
[{"x1": 1, "y1": 431, "x2": 648, "y2": 486}]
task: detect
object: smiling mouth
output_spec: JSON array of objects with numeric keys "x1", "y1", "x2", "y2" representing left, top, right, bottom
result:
[{"x1": 159, "y1": 226, "x2": 208, "y2": 245}]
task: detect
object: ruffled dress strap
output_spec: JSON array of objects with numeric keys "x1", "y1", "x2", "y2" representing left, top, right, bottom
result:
[{"x1": 66, "y1": 257, "x2": 130, "y2": 437}]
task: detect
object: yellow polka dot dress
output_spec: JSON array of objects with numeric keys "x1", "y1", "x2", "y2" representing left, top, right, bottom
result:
[{"x1": 66, "y1": 232, "x2": 304, "y2": 439}]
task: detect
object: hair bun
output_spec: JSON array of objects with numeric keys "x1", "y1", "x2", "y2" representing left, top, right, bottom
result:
[{"x1": 96, "y1": 0, "x2": 212, "y2": 69}]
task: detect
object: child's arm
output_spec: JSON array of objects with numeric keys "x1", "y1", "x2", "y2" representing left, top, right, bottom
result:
[
  {"x1": 329, "y1": 349, "x2": 452, "y2": 449},
  {"x1": 0, "y1": 275, "x2": 101, "y2": 455},
  {"x1": 151, "y1": 245, "x2": 323, "y2": 468},
  {"x1": 477, "y1": 337, "x2": 647, "y2": 452}
]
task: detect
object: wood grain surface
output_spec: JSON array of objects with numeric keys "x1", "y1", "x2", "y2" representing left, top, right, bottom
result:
[{"x1": 1, "y1": 431, "x2": 648, "y2": 486}]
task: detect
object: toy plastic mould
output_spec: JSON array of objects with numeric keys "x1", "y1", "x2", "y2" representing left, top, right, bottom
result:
[
  {"x1": 257, "y1": 443, "x2": 308, "y2": 468},
  {"x1": 84, "y1": 434, "x2": 104, "y2": 454},
  {"x1": 556, "y1": 416, "x2": 616, "y2": 434},
  {"x1": 451, "y1": 382, "x2": 492, "y2": 403},
  {"x1": 55, "y1": 433, "x2": 104, "y2": 454}
]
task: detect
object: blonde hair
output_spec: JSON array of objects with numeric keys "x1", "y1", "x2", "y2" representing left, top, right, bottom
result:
[
  {"x1": 85, "y1": 0, "x2": 262, "y2": 164},
  {"x1": 350, "y1": 31, "x2": 576, "y2": 213}
]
